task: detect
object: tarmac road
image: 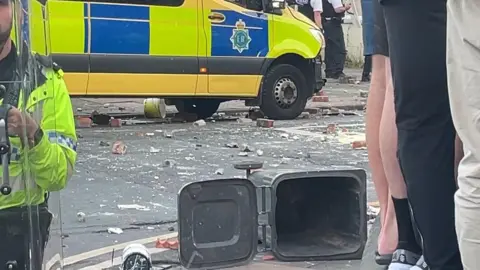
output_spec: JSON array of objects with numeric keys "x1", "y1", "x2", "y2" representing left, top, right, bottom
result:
[{"x1": 44, "y1": 112, "x2": 375, "y2": 268}]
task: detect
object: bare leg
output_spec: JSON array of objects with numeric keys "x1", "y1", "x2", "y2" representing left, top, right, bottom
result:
[
  {"x1": 366, "y1": 54, "x2": 397, "y2": 255},
  {"x1": 379, "y1": 58, "x2": 408, "y2": 199}
]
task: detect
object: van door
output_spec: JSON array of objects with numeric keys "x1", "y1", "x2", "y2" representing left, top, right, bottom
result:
[
  {"x1": 47, "y1": 0, "x2": 90, "y2": 95},
  {"x1": 202, "y1": 0, "x2": 270, "y2": 97},
  {"x1": 85, "y1": 0, "x2": 199, "y2": 96}
]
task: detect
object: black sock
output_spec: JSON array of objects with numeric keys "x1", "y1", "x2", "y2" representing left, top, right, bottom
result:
[{"x1": 392, "y1": 197, "x2": 422, "y2": 254}]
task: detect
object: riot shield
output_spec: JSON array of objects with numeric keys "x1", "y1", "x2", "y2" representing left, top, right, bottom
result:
[{"x1": 0, "y1": 0, "x2": 70, "y2": 268}]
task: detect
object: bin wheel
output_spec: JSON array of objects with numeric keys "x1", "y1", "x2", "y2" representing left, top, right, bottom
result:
[
  {"x1": 0, "y1": 185, "x2": 11, "y2": 195},
  {"x1": 260, "y1": 64, "x2": 308, "y2": 120}
]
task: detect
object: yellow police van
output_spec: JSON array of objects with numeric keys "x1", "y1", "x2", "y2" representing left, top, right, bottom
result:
[{"x1": 32, "y1": 0, "x2": 325, "y2": 119}]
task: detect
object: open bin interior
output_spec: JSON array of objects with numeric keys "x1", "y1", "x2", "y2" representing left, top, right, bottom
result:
[{"x1": 274, "y1": 176, "x2": 363, "y2": 259}]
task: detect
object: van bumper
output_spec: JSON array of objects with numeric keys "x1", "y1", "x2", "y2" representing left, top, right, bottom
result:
[{"x1": 314, "y1": 56, "x2": 326, "y2": 93}]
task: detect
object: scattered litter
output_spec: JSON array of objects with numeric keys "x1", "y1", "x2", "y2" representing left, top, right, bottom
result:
[
  {"x1": 292, "y1": 136, "x2": 299, "y2": 140},
  {"x1": 163, "y1": 132, "x2": 173, "y2": 138},
  {"x1": 150, "y1": 147, "x2": 160, "y2": 153},
  {"x1": 112, "y1": 141, "x2": 127, "y2": 155},
  {"x1": 193, "y1": 119, "x2": 206, "y2": 126},
  {"x1": 238, "y1": 152, "x2": 248, "y2": 157},
  {"x1": 298, "y1": 112, "x2": 310, "y2": 119},
  {"x1": 262, "y1": 254, "x2": 275, "y2": 261},
  {"x1": 76, "y1": 212, "x2": 86, "y2": 223},
  {"x1": 215, "y1": 168, "x2": 224, "y2": 175},
  {"x1": 326, "y1": 124, "x2": 337, "y2": 134},
  {"x1": 99, "y1": 141, "x2": 109, "y2": 147},
  {"x1": 241, "y1": 144, "x2": 253, "y2": 152},
  {"x1": 225, "y1": 142, "x2": 239, "y2": 148},
  {"x1": 256, "y1": 149, "x2": 264, "y2": 156},
  {"x1": 117, "y1": 204, "x2": 150, "y2": 211},
  {"x1": 103, "y1": 103, "x2": 110, "y2": 108},
  {"x1": 145, "y1": 133, "x2": 155, "y2": 136},
  {"x1": 163, "y1": 159, "x2": 176, "y2": 167},
  {"x1": 237, "y1": 118, "x2": 253, "y2": 124},
  {"x1": 280, "y1": 134, "x2": 289, "y2": 139},
  {"x1": 76, "y1": 108, "x2": 82, "y2": 111},
  {"x1": 107, "y1": 227, "x2": 123, "y2": 234},
  {"x1": 359, "y1": 90, "x2": 369, "y2": 98},
  {"x1": 168, "y1": 226, "x2": 175, "y2": 232}
]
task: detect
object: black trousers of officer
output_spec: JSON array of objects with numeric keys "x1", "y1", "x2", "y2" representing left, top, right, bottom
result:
[
  {"x1": 0, "y1": 207, "x2": 51, "y2": 269},
  {"x1": 323, "y1": 18, "x2": 346, "y2": 77},
  {"x1": 382, "y1": 0, "x2": 462, "y2": 269}
]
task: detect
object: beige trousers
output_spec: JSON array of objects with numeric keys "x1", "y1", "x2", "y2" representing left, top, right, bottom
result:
[{"x1": 447, "y1": 1, "x2": 480, "y2": 269}]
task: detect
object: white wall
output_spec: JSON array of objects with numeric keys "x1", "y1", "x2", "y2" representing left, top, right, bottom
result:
[{"x1": 342, "y1": 0, "x2": 364, "y2": 62}]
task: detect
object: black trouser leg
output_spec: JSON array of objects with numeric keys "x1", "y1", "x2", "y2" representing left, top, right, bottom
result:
[
  {"x1": 323, "y1": 20, "x2": 346, "y2": 76},
  {"x1": 362, "y1": 55, "x2": 372, "y2": 79},
  {"x1": 383, "y1": 0, "x2": 462, "y2": 269}
]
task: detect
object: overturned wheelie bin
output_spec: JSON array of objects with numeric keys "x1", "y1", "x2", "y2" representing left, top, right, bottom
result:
[{"x1": 178, "y1": 161, "x2": 368, "y2": 269}]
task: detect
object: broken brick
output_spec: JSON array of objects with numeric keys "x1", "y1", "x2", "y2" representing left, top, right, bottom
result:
[
  {"x1": 256, "y1": 118, "x2": 274, "y2": 128},
  {"x1": 76, "y1": 117, "x2": 92, "y2": 128},
  {"x1": 262, "y1": 254, "x2": 275, "y2": 261},
  {"x1": 312, "y1": 95, "x2": 329, "y2": 102},
  {"x1": 352, "y1": 140, "x2": 367, "y2": 149},
  {"x1": 156, "y1": 239, "x2": 167, "y2": 248},
  {"x1": 109, "y1": 118, "x2": 122, "y2": 127},
  {"x1": 167, "y1": 239, "x2": 179, "y2": 250}
]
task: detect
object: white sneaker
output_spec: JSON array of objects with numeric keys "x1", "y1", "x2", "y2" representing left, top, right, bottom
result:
[
  {"x1": 388, "y1": 249, "x2": 421, "y2": 270},
  {"x1": 410, "y1": 256, "x2": 429, "y2": 270}
]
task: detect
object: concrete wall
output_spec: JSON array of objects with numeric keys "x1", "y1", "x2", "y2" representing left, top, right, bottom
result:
[{"x1": 342, "y1": 0, "x2": 364, "y2": 63}]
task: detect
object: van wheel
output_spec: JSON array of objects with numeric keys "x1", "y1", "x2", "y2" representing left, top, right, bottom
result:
[
  {"x1": 260, "y1": 64, "x2": 308, "y2": 120},
  {"x1": 174, "y1": 99, "x2": 221, "y2": 119}
]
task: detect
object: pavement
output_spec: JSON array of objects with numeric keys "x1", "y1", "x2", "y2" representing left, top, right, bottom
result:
[{"x1": 44, "y1": 70, "x2": 382, "y2": 269}]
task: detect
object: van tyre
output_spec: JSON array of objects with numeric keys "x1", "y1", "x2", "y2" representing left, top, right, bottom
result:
[
  {"x1": 174, "y1": 99, "x2": 221, "y2": 120},
  {"x1": 260, "y1": 64, "x2": 308, "y2": 120}
]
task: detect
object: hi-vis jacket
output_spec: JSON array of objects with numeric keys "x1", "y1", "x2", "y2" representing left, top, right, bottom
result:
[{"x1": 0, "y1": 56, "x2": 77, "y2": 210}]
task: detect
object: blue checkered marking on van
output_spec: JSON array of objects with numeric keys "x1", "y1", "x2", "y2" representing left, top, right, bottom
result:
[{"x1": 87, "y1": 3, "x2": 150, "y2": 55}]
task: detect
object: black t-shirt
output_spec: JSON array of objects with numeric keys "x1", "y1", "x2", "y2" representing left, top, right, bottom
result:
[
  {"x1": 0, "y1": 42, "x2": 17, "y2": 99},
  {"x1": 373, "y1": 0, "x2": 388, "y2": 56}
]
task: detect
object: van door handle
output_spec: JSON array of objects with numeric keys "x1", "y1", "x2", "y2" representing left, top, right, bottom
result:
[{"x1": 208, "y1": 12, "x2": 225, "y2": 23}]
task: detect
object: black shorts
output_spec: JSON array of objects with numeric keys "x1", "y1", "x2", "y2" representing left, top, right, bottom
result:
[{"x1": 373, "y1": 0, "x2": 388, "y2": 56}]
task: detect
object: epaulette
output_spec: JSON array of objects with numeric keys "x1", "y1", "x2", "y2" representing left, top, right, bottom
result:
[{"x1": 34, "y1": 53, "x2": 61, "y2": 73}]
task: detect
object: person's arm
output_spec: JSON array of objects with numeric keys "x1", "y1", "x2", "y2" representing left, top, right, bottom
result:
[
  {"x1": 27, "y1": 68, "x2": 77, "y2": 191},
  {"x1": 329, "y1": 0, "x2": 351, "y2": 13},
  {"x1": 310, "y1": 0, "x2": 323, "y2": 29}
]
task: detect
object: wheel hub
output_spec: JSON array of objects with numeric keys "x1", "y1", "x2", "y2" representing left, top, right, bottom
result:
[{"x1": 274, "y1": 78, "x2": 298, "y2": 108}]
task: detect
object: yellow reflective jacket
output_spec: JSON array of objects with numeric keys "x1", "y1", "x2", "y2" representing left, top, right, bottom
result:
[{"x1": 0, "y1": 57, "x2": 77, "y2": 210}]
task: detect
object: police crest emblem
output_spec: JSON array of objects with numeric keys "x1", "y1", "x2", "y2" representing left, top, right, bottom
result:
[{"x1": 230, "y1": 19, "x2": 252, "y2": 53}]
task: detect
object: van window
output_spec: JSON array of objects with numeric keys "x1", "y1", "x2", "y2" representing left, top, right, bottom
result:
[
  {"x1": 87, "y1": 0, "x2": 184, "y2": 7},
  {"x1": 226, "y1": 0, "x2": 263, "y2": 11}
]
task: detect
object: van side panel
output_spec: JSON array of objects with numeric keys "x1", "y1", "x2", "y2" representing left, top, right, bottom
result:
[
  {"x1": 199, "y1": 0, "x2": 268, "y2": 97},
  {"x1": 85, "y1": 0, "x2": 199, "y2": 96},
  {"x1": 47, "y1": 0, "x2": 89, "y2": 95}
]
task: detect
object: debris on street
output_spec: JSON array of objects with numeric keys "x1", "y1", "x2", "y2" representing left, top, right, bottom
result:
[
  {"x1": 76, "y1": 212, "x2": 86, "y2": 223},
  {"x1": 257, "y1": 118, "x2": 274, "y2": 128},
  {"x1": 111, "y1": 141, "x2": 127, "y2": 154},
  {"x1": 214, "y1": 168, "x2": 224, "y2": 175},
  {"x1": 107, "y1": 227, "x2": 123, "y2": 234},
  {"x1": 99, "y1": 141, "x2": 109, "y2": 147},
  {"x1": 225, "y1": 142, "x2": 239, "y2": 148},
  {"x1": 237, "y1": 118, "x2": 253, "y2": 124},
  {"x1": 193, "y1": 119, "x2": 206, "y2": 127}
]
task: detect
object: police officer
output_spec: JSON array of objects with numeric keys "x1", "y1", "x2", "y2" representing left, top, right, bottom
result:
[
  {"x1": 322, "y1": 0, "x2": 351, "y2": 79},
  {"x1": 296, "y1": 0, "x2": 323, "y2": 29},
  {"x1": 0, "y1": 0, "x2": 77, "y2": 268}
]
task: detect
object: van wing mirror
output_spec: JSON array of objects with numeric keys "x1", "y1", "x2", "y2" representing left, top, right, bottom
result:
[{"x1": 270, "y1": 0, "x2": 286, "y2": 9}]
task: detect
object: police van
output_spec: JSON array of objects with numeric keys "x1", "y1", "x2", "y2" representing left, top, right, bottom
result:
[{"x1": 31, "y1": 0, "x2": 325, "y2": 120}]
